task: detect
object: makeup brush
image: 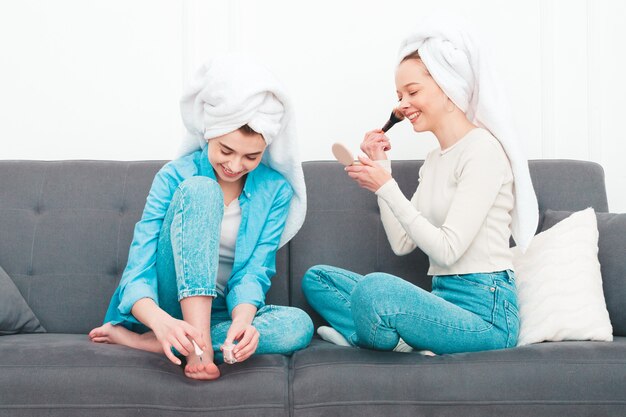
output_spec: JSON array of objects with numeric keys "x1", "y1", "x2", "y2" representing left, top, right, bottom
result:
[
  {"x1": 379, "y1": 107, "x2": 404, "y2": 151},
  {"x1": 381, "y1": 108, "x2": 405, "y2": 133},
  {"x1": 331, "y1": 108, "x2": 405, "y2": 166}
]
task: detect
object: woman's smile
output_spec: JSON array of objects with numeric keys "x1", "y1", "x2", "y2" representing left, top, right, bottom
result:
[
  {"x1": 407, "y1": 111, "x2": 421, "y2": 122},
  {"x1": 220, "y1": 164, "x2": 244, "y2": 178}
]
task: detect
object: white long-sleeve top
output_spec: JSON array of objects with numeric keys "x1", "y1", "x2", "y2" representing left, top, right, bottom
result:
[{"x1": 375, "y1": 128, "x2": 515, "y2": 276}]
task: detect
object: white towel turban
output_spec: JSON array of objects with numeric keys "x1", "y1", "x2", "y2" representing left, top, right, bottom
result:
[
  {"x1": 178, "y1": 54, "x2": 306, "y2": 248},
  {"x1": 398, "y1": 14, "x2": 539, "y2": 252}
]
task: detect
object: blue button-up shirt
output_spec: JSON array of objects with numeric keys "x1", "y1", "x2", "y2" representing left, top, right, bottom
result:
[{"x1": 104, "y1": 146, "x2": 293, "y2": 326}]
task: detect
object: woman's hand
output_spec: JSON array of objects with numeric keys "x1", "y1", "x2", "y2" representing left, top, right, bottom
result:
[
  {"x1": 151, "y1": 315, "x2": 205, "y2": 365},
  {"x1": 131, "y1": 297, "x2": 205, "y2": 365},
  {"x1": 360, "y1": 129, "x2": 391, "y2": 161},
  {"x1": 224, "y1": 319, "x2": 260, "y2": 362},
  {"x1": 345, "y1": 155, "x2": 393, "y2": 193}
]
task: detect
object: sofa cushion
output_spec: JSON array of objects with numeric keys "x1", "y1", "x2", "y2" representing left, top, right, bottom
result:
[
  {"x1": 512, "y1": 208, "x2": 612, "y2": 345},
  {"x1": 0, "y1": 264, "x2": 45, "y2": 335},
  {"x1": 542, "y1": 209, "x2": 626, "y2": 337},
  {"x1": 0, "y1": 334, "x2": 290, "y2": 417},
  {"x1": 291, "y1": 338, "x2": 626, "y2": 417}
]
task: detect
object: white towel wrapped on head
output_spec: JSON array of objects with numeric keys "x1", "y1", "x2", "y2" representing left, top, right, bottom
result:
[
  {"x1": 179, "y1": 54, "x2": 305, "y2": 248},
  {"x1": 397, "y1": 14, "x2": 539, "y2": 252}
]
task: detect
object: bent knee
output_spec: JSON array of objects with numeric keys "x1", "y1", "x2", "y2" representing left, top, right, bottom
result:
[
  {"x1": 353, "y1": 273, "x2": 390, "y2": 297},
  {"x1": 352, "y1": 273, "x2": 400, "y2": 309},
  {"x1": 288, "y1": 307, "x2": 314, "y2": 350},
  {"x1": 270, "y1": 306, "x2": 314, "y2": 352},
  {"x1": 175, "y1": 177, "x2": 223, "y2": 205},
  {"x1": 302, "y1": 264, "x2": 333, "y2": 294}
]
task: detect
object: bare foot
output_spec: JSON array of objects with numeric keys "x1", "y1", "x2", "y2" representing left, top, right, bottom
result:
[
  {"x1": 88, "y1": 323, "x2": 161, "y2": 353},
  {"x1": 184, "y1": 351, "x2": 220, "y2": 380},
  {"x1": 89, "y1": 323, "x2": 136, "y2": 345},
  {"x1": 89, "y1": 323, "x2": 220, "y2": 379}
]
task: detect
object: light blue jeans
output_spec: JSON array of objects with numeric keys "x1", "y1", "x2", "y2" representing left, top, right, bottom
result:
[
  {"x1": 145, "y1": 177, "x2": 313, "y2": 360},
  {"x1": 302, "y1": 265, "x2": 519, "y2": 354}
]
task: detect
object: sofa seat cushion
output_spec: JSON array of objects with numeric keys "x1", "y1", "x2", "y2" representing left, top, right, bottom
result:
[
  {"x1": 291, "y1": 338, "x2": 626, "y2": 417},
  {"x1": 0, "y1": 334, "x2": 289, "y2": 417}
]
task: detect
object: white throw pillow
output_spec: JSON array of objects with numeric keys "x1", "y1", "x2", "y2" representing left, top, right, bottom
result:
[{"x1": 511, "y1": 208, "x2": 613, "y2": 346}]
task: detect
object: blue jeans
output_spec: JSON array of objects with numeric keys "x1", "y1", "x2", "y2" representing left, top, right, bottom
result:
[
  {"x1": 302, "y1": 265, "x2": 519, "y2": 354},
  {"x1": 148, "y1": 177, "x2": 313, "y2": 359}
]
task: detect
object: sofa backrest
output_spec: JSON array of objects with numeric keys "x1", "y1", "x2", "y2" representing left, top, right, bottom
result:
[{"x1": 0, "y1": 159, "x2": 610, "y2": 334}]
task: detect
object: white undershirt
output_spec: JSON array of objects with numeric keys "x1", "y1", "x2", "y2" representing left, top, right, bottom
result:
[{"x1": 216, "y1": 199, "x2": 241, "y2": 297}]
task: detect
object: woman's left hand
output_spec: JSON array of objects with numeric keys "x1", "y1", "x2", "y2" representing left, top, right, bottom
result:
[
  {"x1": 224, "y1": 319, "x2": 259, "y2": 362},
  {"x1": 345, "y1": 155, "x2": 393, "y2": 193}
]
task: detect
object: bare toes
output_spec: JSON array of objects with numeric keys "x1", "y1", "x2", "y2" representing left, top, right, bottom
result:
[
  {"x1": 184, "y1": 362, "x2": 220, "y2": 380},
  {"x1": 89, "y1": 323, "x2": 112, "y2": 338}
]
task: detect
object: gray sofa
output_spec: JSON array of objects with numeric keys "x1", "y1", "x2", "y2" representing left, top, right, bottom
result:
[{"x1": 1, "y1": 159, "x2": 624, "y2": 417}]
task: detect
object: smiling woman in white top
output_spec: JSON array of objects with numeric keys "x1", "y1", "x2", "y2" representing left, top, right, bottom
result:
[{"x1": 302, "y1": 15, "x2": 538, "y2": 355}]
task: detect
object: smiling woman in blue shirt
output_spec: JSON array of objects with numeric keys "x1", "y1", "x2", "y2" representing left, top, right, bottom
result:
[{"x1": 89, "y1": 55, "x2": 312, "y2": 381}]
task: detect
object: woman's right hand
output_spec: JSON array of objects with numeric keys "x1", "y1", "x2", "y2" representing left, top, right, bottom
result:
[
  {"x1": 361, "y1": 129, "x2": 391, "y2": 161},
  {"x1": 151, "y1": 315, "x2": 205, "y2": 365}
]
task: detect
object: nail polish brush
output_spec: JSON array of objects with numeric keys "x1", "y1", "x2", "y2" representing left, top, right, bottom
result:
[{"x1": 192, "y1": 340, "x2": 203, "y2": 362}]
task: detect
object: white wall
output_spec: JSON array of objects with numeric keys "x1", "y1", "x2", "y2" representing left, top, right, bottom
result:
[
  {"x1": 0, "y1": 0, "x2": 183, "y2": 160},
  {"x1": 1, "y1": 0, "x2": 625, "y2": 211}
]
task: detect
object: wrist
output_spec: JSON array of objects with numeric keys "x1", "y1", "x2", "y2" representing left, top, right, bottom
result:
[
  {"x1": 370, "y1": 152, "x2": 388, "y2": 161},
  {"x1": 132, "y1": 297, "x2": 165, "y2": 329},
  {"x1": 375, "y1": 159, "x2": 392, "y2": 173},
  {"x1": 375, "y1": 177, "x2": 396, "y2": 196},
  {"x1": 147, "y1": 310, "x2": 173, "y2": 333},
  {"x1": 231, "y1": 303, "x2": 257, "y2": 325},
  {"x1": 374, "y1": 179, "x2": 393, "y2": 193},
  {"x1": 231, "y1": 317, "x2": 251, "y2": 326}
]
